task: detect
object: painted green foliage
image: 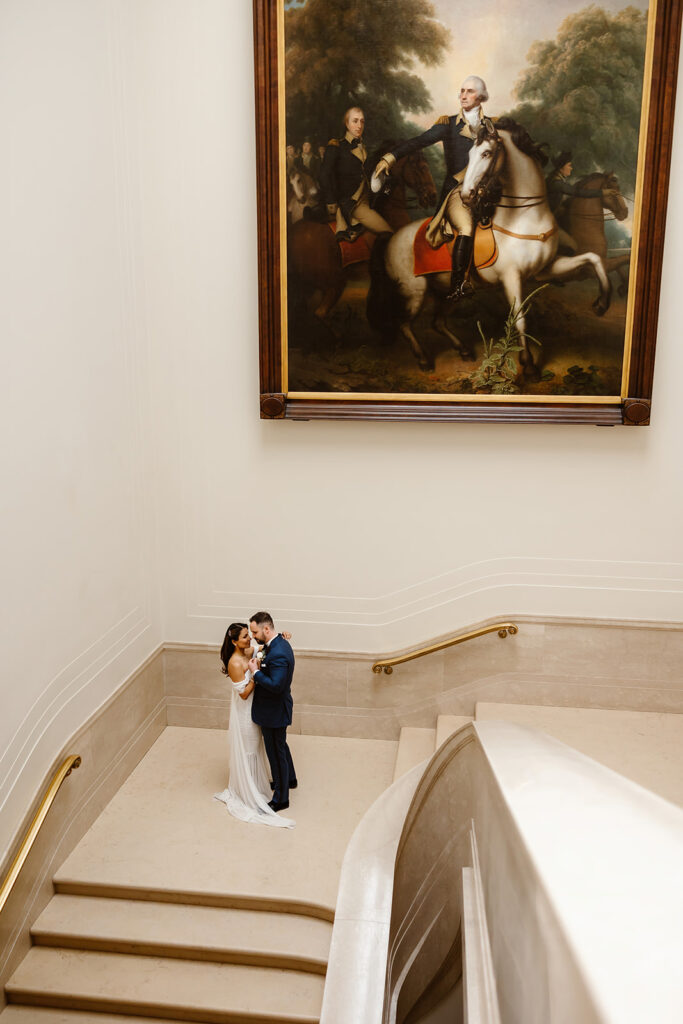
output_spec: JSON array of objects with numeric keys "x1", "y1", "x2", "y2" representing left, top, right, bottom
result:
[
  {"x1": 508, "y1": 6, "x2": 647, "y2": 188},
  {"x1": 284, "y1": 0, "x2": 450, "y2": 143}
]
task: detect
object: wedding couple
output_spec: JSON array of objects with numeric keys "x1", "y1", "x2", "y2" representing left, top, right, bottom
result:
[{"x1": 214, "y1": 611, "x2": 297, "y2": 829}]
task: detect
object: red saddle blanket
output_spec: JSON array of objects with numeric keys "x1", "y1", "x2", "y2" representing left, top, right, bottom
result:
[
  {"x1": 412, "y1": 218, "x2": 498, "y2": 277},
  {"x1": 327, "y1": 222, "x2": 373, "y2": 268}
]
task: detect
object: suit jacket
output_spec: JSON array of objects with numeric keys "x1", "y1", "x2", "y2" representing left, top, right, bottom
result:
[
  {"x1": 251, "y1": 634, "x2": 294, "y2": 729},
  {"x1": 391, "y1": 110, "x2": 485, "y2": 204},
  {"x1": 320, "y1": 132, "x2": 374, "y2": 225}
]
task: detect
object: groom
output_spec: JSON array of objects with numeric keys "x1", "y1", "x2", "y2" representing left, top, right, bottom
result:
[{"x1": 248, "y1": 611, "x2": 297, "y2": 812}]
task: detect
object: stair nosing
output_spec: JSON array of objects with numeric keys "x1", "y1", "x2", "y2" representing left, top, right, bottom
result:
[
  {"x1": 6, "y1": 990, "x2": 320, "y2": 1024},
  {"x1": 52, "y1": 880, "x2": 334, "y2": 923},
  {"x1": 29, "y1": 935, "x2": 327, "y2": 975}
]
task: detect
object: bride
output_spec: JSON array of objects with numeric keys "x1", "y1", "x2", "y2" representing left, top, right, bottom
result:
[{"x1": 213, "y1": 622, "x2": 295, "y2": 828}]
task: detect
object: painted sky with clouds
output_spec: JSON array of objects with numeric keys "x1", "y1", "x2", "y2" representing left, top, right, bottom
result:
[{"x1": 413, "y1": 0, "x2": 649, "y2": 127}]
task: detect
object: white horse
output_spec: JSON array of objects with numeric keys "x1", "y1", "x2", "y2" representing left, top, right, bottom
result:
[
  {"x1": 367, "y1": 118, "x2": 612, "y2": 376},
  {"x1": 287, "y1": 168, "x2": 321, "y2": 224}
]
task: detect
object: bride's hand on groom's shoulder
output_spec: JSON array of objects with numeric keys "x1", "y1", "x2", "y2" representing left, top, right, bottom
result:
[{"x1": 282, "y1": 631, "x2": 292, "y2": 641}]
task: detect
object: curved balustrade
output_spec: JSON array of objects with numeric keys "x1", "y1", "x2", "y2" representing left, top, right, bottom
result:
[{"x1": 322, "y1": 722, "x2": 683, "y2": 1023}]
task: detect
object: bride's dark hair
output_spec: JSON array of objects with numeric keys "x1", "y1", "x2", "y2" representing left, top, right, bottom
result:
[{"x1": 220, "y1": 622, "x2": 248, "y2": 674}]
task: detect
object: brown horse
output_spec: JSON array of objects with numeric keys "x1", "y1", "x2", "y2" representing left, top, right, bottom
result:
[
  {"x1": 559, "y1": 171, "x2": 631, "y2": 294},
  {"x1": 288, "y1": 150, "x2": 437, "y2": 319}
]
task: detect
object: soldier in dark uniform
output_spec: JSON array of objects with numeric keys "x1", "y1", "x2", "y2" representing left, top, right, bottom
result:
[
  {"x1": 299, "y1": 139, "x2": 321, "y2": 183},
  {"x1": 545, "y1": 150, "x2": 617, "y2": 252},
  {"x1": 320, "y1": 107, "x2": 393, "y2": 242},
  {"x1": 374, "y1": 75, "x2": 490, "y2": 301}
]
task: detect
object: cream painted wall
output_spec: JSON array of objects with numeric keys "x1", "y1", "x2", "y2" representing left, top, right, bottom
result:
[
  {"x1": 139, "y1": 1, "x2": 683, "y2": 652},
  {"x1": 0, "y1": 0, "x2": 162, "y2": 860},
  {"x1": 2, "y1": 0, "x2": 682, "y2": 860}
]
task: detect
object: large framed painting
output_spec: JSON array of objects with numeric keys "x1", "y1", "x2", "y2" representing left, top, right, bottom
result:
[{"x1": 253, "y1": 0, "x2": 682, "y2": 424}]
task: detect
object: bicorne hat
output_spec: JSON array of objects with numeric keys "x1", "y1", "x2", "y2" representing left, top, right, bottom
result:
[{"x1": 553, "y1": 150, "x2": 572, "y2": 169}]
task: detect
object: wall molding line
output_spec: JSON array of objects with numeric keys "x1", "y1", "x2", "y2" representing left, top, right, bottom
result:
[
  {"x1": 198, "y1": 556, "x2": 683, "y2": 623},
  {"x1": 163, "y1": 611, "x2": 683, "y2": 661},
  {"x1": 0, "y1": 611, "x2": 152, "y2": 812}
]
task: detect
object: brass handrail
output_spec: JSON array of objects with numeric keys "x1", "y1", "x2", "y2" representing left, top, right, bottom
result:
[
  {"x1": 0, "y1": 754, "x2": 82, "y2": 916},
  {"x1": 371, "y1": 622, "x2": 518, "y2": 674}
]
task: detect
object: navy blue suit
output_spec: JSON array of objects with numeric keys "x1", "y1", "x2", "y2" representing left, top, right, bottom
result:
[{"x1": 252, "y1": 634, "x2": 296, "y2": 804}]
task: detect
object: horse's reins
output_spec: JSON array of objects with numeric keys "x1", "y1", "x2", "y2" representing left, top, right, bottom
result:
[
  {"x1": 497, "y1": 193, "x2": 546, "y2": 209},
  {"x1": 474, "y1": 137, "x2": 557, "y2": 242}
]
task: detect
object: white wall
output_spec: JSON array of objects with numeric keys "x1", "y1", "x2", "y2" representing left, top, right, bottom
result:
[
  {"x1": 2, "y1": 0, "x2": 682, "y2": 855},
  {"x1": 0, "y1": 0, "x2": 162, "y2": 859},
  {"x1": 140, "y1": 1, "x2": 683, "y2": 652}
]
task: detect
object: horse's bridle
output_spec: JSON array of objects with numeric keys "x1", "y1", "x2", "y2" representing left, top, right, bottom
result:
[
  {"x1": 470, "y1": 128, "x2": 548, "y2": 212},
  {"x1": 471, "y1": 124, "x2": 548, "y2": 210},
  {"x1": 471, "y1": 128, "x2": 505, "y2": 203},
  {"x1": 469, "y1": 125, "x2": 557, "y2": 242}
]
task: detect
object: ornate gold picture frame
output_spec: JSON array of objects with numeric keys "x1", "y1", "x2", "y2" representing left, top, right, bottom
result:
[{"x1": 254, "y1": 0, "x2": 682, "y2": 424}]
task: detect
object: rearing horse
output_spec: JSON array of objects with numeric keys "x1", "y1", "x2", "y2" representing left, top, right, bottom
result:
[
  {"x1": 559, "y1": 171, "x2": 631, "y2": 295},
  {"x1": 368, "y1": 119, "x2": 612, "y2": 376}
]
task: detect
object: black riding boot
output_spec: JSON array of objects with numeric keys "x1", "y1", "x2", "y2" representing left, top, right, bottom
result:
[{"x1": 447, "y1": 234, "x2": 474, "y2": 302}]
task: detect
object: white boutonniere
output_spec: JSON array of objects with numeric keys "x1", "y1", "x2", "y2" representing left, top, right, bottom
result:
[{"x1": 256, "y1": 649, "x2": 266, "y2": 668}]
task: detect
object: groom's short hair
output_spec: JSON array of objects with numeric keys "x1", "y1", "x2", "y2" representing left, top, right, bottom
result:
[{"x1": 250, "y1": 611, "x2": 274, "y2": 627}]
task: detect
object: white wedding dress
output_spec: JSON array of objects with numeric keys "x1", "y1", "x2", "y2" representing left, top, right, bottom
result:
[{"x1": 213, "y1": 667, "x2": 295, "y2": 829}]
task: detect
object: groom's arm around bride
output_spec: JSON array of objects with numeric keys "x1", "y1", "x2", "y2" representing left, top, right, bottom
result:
[{"x1": 248, "y1": 612, "x2": 297, "y2": 811}]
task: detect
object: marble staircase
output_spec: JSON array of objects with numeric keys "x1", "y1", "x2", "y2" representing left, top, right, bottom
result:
[
  {"x1": 393, "y1": 714, "x2": 473, "y2": 781},
  {"x1": 4, "y1": 875, "x2": 331, "y2": 1023},
  {"x1": 0, "y1": 730, "x2": 397, "y2": 1024},
  {"x1": 392, "y1": 704, "x2": 683, "y2": 808},
  {"x1": 3, "y1": 707, "x2": 683, "y2": 1022}
]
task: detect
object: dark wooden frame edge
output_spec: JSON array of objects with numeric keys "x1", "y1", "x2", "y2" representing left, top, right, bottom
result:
[{"x1": 253, "y1": 0, "x2": 682, "y2": 425}]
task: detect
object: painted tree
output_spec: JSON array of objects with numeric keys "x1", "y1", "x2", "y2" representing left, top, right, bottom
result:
[
  {"x1": 507, "y1": 6, "x2": 647, "y2": 190},
  {"x1": 284, "y1": 0, "x2": 450, "y2": 148}
]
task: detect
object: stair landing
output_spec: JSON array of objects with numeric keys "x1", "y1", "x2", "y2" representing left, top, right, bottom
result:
[
  {"x1": 53, "y1": 728, "x2": 397, "y2": 916},
  {"x1": 475, "y1": 703, "x2": 683, "y2": 807}
]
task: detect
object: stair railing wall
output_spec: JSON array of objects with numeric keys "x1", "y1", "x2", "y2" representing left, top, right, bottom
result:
[{"x1": 324, "y1": 720, "x2": 683, "y2": 1023}]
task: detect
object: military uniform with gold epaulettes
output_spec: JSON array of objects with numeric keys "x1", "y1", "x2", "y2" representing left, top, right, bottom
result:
[
  {"x1": 320, "y1": 131, "x2": 393, "y2": 240},
  {"x1": 382, "y1": 110, "x2": 490, "y2": 300}
]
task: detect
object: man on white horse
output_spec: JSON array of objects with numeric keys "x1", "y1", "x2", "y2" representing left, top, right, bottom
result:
[{"x1": 374, "y1": 75, "x2": 492, "y2": 302}]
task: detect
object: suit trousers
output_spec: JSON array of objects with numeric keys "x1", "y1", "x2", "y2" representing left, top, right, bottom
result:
[{"x1": 261, "y1": 726, "x2": 296, "y2": 804}]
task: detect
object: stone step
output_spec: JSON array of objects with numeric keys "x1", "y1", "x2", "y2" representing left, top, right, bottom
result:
[
  {"x1": 393, "y1": 727, "x2": 436, "y2": 781},
  {"x1": 52, "y1": 881, "x2": 335, "y2": 923},
  {"x1": 435, "y1": 715, "x2": 473, "y2": 750},
  {"x1": 5, "y1": 947, "x2": 325, "y2": 1023},
  {"x1": 31, "y1": 895, "x2": 331, "y2": 974},
  {"x1": 0, "y1": 1010, "x2": 183, "y2": 1023}
]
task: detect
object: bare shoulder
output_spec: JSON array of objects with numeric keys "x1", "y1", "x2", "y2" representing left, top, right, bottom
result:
[{"x1": 227, "y1": 655, "x2": 247, "y2": 683}]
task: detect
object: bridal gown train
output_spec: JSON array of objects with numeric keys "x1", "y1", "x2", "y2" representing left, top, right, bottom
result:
[{"x1": 213, "y1": 669, "x2": 295, "y2": 828}]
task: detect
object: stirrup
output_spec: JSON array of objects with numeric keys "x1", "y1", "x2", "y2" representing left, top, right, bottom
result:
[{"x1": 447, "y1": 279, "x2": 474, "y2": 302}]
